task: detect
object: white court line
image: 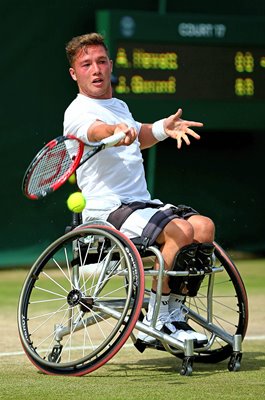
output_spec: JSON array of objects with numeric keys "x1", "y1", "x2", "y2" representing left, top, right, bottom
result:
[
  {"x1": 245, "y1": 335, "x2": 265, "y2": 341},
  {"x1": 0, "y1": 336, "x2": 264, "y2": 358},
  {"x1": 0, "y1": 343, "x2": 136, "y2": 357}
]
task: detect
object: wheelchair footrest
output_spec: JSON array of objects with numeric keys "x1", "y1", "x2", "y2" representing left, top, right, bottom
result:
[
  {"x1": 134, "y1": 339, "x2": 147, "y2": 353},
  {"x1": 134, "y1": 338, "x2": 168, "y2": 353}
]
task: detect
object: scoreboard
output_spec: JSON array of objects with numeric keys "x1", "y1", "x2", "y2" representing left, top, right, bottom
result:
[
  {"x1": 114, "y1": 44, "x2": 264, "y2": 100},
  {"x1": 97, "y1": 11, "x2": 265, "y2": 130}
]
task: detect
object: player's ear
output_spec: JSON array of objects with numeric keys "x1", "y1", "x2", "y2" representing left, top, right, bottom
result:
[{"x1": 69, "y1": 67, "x2": 77, "y2": 81}]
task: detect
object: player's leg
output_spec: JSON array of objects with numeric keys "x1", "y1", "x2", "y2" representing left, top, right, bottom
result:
[
  {"x1": 164, "y1": 215, "x2": 215, "y2": 343},
  {"x1": 188, "y1": 214, "x2": 215, "y2": 243},
  {"x1": 169, "y1": 215, "x2": 216, "y2": 297},
  {"x1": 138, "y1": 218, "x2": 208, "y2": 344},
  {"x1": 154, "y1": 218, "x2": 195, "y2": 293}
]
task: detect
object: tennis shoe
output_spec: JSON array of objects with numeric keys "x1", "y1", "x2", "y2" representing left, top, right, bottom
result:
[
  {"x1": 137, "y1": 312, "x2": 203, "y2": 344},
  {"x1": 169, "y1": 306, "x2": 208, "y2": 344}
]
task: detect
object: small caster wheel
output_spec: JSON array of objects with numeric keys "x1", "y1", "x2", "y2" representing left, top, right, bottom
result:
[
  {"x1": 180, "y1": 365, "x2": 193, "y2": 376},
  {"x1": 180, "y1": 356, "x2": 193, "y2": 376},
  {"x1": 48, "y1": 344, "x2": 62, "y2": 363},
  {"x1": 228, "y1": 352, "x2": 242, "y2": 372}
]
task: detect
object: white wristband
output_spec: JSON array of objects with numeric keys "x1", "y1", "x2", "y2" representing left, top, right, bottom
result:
[{"x1": 152, "y1": 119, "x2": 168, "y2": 141}]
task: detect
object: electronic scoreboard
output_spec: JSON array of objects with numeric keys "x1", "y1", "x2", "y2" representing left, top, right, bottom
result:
[{"x1": 97, "y1": 11, "x2": 265, "y2": 130}]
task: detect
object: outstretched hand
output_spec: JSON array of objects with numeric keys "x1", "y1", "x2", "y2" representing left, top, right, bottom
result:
[{"x1": 164, "y1": 108, "x2": 203, "y2": 149}]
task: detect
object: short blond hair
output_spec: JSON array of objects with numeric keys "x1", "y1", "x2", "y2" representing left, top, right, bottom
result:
[{"x1": 65, "y1": 33, "x2": 109, "y2": 66}]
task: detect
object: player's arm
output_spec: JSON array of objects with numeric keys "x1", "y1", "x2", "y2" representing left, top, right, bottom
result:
[
  {"x1": 87, "y1": 120, "x2": 137, "y2": 146},
  {"x1": 139, "y1": 108, "x2": 203, "y2": 150},
  {"x1": 138, "y1": 123, "x2": 159, "y2": 149}
]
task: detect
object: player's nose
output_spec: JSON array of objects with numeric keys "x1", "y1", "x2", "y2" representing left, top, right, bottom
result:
[{"x1": 92, "y1": 62, "x2": 100, "y2": 73}]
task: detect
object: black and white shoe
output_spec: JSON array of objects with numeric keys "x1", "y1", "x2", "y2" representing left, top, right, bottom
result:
[
  {"x1": 137, "y1": 313, "x2": 206, "y2": 344},
  {"x1": 168, "y1": 305, "x2": 208, "y2": 345}
]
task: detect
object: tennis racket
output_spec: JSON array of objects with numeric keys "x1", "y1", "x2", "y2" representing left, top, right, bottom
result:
[{"x1": 22, "y1": 132, "x2": 126, "y2": 200}]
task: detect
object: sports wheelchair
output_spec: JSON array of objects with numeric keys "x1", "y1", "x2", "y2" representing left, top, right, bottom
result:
[{"x1": 18, "y1": 212, "x2": 248, "y2": 377}]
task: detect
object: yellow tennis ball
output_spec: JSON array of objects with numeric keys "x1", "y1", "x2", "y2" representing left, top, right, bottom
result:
[
  {"x1": 66, "y1": 192, "x2": 86, "y2": 213},
  {"x1": 68, "y1": 173, "x2": 76, "y2": 185}
]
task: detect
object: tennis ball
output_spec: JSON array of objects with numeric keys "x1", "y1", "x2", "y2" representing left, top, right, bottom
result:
[
  {"x1": 67, "y1": 192, "x2": 86, "y2": 213},
  {"x1": 68, "y1": 173, "x2": 76, "y2": 185}
]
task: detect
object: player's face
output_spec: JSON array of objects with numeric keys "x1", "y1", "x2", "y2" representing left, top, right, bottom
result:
[{"x1": 69, "y1": 45, "x2": 113, "y2": 99}]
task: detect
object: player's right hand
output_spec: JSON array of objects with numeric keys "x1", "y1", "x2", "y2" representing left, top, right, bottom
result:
[{"x1": 114, "y1": 124, "x2": 137, "y2": 146}]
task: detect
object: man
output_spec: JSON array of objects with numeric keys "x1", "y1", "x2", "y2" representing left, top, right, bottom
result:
[{"x1": 64, "y1": 33, "x2": 215, "y2": 345}]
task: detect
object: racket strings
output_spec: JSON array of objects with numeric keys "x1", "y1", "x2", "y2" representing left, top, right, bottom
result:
[{"x1": 27, "y1": 140, "x2": 80, "y2": 196}]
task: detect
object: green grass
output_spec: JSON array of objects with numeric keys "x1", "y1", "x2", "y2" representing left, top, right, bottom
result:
[
  {"x1": 1, "y1": 341, "x2": 265, "y2": 400},
  {"x1": 236, "y1": 259, "x2": 265, "y2": 292},
  {"x1": 0, "y1": 260, "x2": 265, "y2": 400},
  {"x1": 0, "y1": 270, "x2": 28, "y2": 308}
]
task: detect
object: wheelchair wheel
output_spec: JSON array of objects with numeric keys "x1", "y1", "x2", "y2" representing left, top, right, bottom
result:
[
  {"x1": 183, "y1": 242, "x2": 248, "y2": 363},
  {"x1": 18, "y1": 225, "x2": 145, "y2": 376}
]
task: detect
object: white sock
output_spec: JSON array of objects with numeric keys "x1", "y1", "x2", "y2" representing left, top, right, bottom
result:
[
  {"x1": 147, "y1": 291, "x2": 170, "y2": 320},
  {"x1": 168, "y1": 293, "x2": 185, "y2": 314}
]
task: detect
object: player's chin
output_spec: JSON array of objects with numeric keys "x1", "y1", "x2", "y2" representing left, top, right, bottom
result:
[{"x1": 91, "y1": 83, "x2": 111, "y2": 97}]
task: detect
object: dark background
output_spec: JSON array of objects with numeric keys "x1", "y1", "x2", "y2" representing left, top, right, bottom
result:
[{"x1": 1, "y1": 0, "x2": 264, "y2": 267}]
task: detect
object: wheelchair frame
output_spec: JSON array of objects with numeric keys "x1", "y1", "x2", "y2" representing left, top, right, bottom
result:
[{"x1": 17, "y1": 216, "x2": 248, "y2": 376}]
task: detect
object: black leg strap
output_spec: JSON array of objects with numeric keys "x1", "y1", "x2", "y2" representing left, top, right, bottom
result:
[
  {"x1": 196, "y1": 242, "x2": 215, "y2": 273},
  {"x1": 169, "y1": 244, "x2": 198, "y2": 295},
  {"x1": 169, "y1": 243, "x2": 215, "y2": 297}
]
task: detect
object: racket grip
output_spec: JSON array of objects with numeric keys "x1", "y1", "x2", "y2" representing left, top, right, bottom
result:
[
  {"x1": 101, "y1": 131, "x2": 126, "y2": 148},
  {"x1": 72, "y1": 212, "x2": 82, "y2": 228}
]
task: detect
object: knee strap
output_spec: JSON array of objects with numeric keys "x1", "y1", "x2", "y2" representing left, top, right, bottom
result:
[
  {"x1": 196, "y1": 242, "x2": 215, "y2": 273},
  {"x1": 168, "y1": 244, "x2": 198, "y2": 296},
  {"x1": 169, "y1": 243, "x2": 214, "y2": 297},
  {"x1": 172, "y1": 243, "x2": 198, "y2": 273}
]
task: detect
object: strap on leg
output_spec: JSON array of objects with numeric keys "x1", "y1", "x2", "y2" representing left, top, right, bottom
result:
[
  {"x1": 196, "y1": 242, "x2": 215, "y2": 273},
  {"x1": 168, "y1": 243, "x2": 215, "y2": 297},
  {"x1": 169, "y1": 244, "x2": 198, "y2": 295}
]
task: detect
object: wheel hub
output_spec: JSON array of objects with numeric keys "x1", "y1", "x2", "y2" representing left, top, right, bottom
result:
[
  {"x1": 67, "y1": 289, "x2": 82, "y2": 306},
  {"x1": 67, "y1": 289, "x2": 94, "y2": 312}
]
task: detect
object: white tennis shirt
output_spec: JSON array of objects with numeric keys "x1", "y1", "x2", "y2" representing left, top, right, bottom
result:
[{"x1": 63, "y1": 94, "x2": 156, "y2": 221}]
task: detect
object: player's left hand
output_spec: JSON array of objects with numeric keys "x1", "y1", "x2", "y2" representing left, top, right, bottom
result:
[{"x1": 164, "y1": 108, "x2": 203, "y2": 149}]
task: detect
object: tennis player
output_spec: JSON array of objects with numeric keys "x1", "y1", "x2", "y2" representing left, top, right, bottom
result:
[{"x1": 63, "y1": 33, "x2": 215, "y2": 345}]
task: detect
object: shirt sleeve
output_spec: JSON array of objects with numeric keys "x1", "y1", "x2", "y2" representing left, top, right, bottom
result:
[
  {"x1": 63, "y1": 110, "x2": 98, "y2": 144},
  {"x1": 64, "y1": 97, "x2": 142, "y2": 143}
]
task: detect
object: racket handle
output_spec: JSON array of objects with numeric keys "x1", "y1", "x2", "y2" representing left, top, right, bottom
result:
[
  {"x1": 101, "y1": 131, "x2": 126, "y2": 148},
  {"x1": 72, "y1": 212, "x2": 82, "y2": 228}
]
